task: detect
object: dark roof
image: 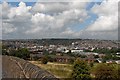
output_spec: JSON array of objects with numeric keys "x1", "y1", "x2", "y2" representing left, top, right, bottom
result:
[
  {"x1": 49, "y1": 55, "x2": 75, "y2": 59},
  {"x1": 2, "y1": 56, "x2": 56, "y2": 78}
]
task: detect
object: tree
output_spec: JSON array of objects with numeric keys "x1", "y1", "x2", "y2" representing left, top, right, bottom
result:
[
  {"x1": 15, "y1": 48, "x2": 30, "y2": 59},
  {"x1": 89, "y1": 62, "x2": 94, "y2": 67},
  {"x1": 2, "y1": 45, "x2": 9, "y2": 55},
  {"x1": 71, "y1": 58, "x2": 91, "y2": 80},
  {"x1": 41, "y1": 56, "x2": 48, "y2": 64},
  {"x1": 9, "y1": 49, "x2": 17, "y2": 56},
  {"x1": 102, "y1": 54, "x2": 112, "y2": 62},
  {"x1": 47, "y1": 56, "x2": 54, "y2": 62},
  {"x1": 2, "y1": 49, "x2": 9, "y2": 55},
  {"x1": 91, "y1": 63, "x2": 117, "y2": 80}
]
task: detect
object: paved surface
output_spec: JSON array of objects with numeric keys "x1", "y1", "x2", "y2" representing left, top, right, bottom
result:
[{"x1": 2, "y1": 56, "x2": 57, "y2": 79}]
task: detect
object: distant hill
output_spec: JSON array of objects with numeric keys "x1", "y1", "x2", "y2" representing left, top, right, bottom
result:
[{"x1": 2, "y1": 39, "x2": 120, "y2": 48}]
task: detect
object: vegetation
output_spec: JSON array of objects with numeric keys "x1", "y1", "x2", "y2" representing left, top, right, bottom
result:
[
  {"x1": 32, "y1": 56, "x2": 40, "y2": 61},
  {"x1": 29, "y1": 61, "x2": 72, "y2": 78},
  {"x1": 2, "y1": 45, "x2": 30, "y2": 60},
  {"x1": 41, "y1": 56, "x2": 48, "y2": 64},
  {"x1": 92, "y1": 48, "x2": 120, "y2": 54},
  {"x1": 84, "y1": 48, "x2": 120, "y2": 54},
  {"x1": 2, "y1": 41, "x2": 120, "y2": 79},
  {"x1": 71, "y1": 58, "x2": 91, "y2": 80},
  {"x1": 30, "y1": 59, "x2": 120, "y2": 79},
  {"x1": 102, "y1": 54, "x2": 120, "y2": 62},
  {"x1": 90, "y1": 63, "x2": 120, "y2": 80}
]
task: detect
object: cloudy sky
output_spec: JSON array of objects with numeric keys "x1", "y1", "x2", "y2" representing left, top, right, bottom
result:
[{"x1": 0, "y1": 0, "x2": 119, "y2": 40}]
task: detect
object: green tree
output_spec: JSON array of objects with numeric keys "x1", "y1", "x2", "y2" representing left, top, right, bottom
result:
[
  {"x1": 71, "y1": 58, "x2": 91, "y2": 80},
  {"x1": 10, "y1": 48, "x2": 30, "y2": 60},
  {"x1": 91, "y1": 63, "x2": 117, "y2": 80},
  {"x1": 89, "y1": 62, "x2": 94, "y2": 67},
  {"x1": 2, "y1": 45, "x2": 9, "y2": 55},
  {"x1": 9, "y1": 49, "x2": 17, "y2": 56},
  {"x1": 102, "y1": 54, "x2": 112, "y2": 62}
]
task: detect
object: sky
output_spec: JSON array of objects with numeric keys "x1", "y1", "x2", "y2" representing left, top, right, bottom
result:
[{"x1": 0, "y1": 0, "x2": 119, "y2": 40}]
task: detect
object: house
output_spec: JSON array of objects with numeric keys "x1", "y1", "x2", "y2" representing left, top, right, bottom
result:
[
  {"x1": 71, "y1": 49, "x2": 83, "y2": 53},
  {"x1": 80, "y1": 58, "x2": 95, "y2": 63},
  {"x1": 106, "y1": 60, "x2": 115, "y2": 64},
  {"x1": 115, "y1": 60, "x2": 120, "y2": 64},
  {"x1": 30, "y1": 50, "x2": 43, "y2": 54},
  {"x1": 98, "y1": 54, "x2": 106, "y2": 58},
  {"x1": 52, "y1": 55, "x2": 75, "y2": 63},
  {"x1": 64, "y1": 50, "x2": 69, "y2": 53},
  {"x1": 96, "y1": 58, "x2": 103, "y2": 63},
  {"x1": 30, "y1": 53, "x2": 75, "y2": 63},
  {"x1": 30, "y1": 54, "x2": 44, "y2": 60},
  {"x1": 116, "y1": 53, "x2": 120, "y2": 57}
]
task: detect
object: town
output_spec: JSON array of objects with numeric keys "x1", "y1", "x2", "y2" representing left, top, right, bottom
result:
[{"x1": 2, "y1": 39, "x2": 120, "y2": 64}]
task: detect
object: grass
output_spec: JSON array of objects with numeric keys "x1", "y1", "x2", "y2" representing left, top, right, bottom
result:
[
  {"x1": 30, "y1": 61, "x2": 120, "y2": 79},
  {"x1": 29, "y1": 61, "x2": 73, "y2": 78}
]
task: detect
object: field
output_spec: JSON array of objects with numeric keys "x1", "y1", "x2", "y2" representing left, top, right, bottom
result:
[{"x1": 29, "y1": 61, "x2": 73, "y2": 78}]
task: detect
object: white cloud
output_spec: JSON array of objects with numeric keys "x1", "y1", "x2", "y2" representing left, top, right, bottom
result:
[
  {"x1": 32, "y1": 1, "x2": 89, "y2": 14},
  {"x1": 60, "y1": 28, "x2": 74, "y2": 35},
  {"x1": 86, "y1": 1, "x2": 118, "y2": 31},
  {"x1": 2, "y1": 1, "x2": 118, "y2": 40},
  {"x1": 2, "y1": 1, "x2": 10, "y2": 19},
  {"x1": 0, "y1": 4, "x2": 2, "y2": 39},
  {"x1": 25, "y1": 8, "x2": 88, "y2": 36},
  {"x1": 25, "y1": 3, "x2": 88, "y2": 36},
  {"x1": 25, "y1": 25, "x2": 43, "y2": 34},
  {"x1": 92, "y1": 1, "x2": 118, "y2": 16},
  {"x1": 31, "y1": 13, "x2": 54, "y2": 24},
  {"x1": 2, "y1": 23, "x2": 17, "y2": 34},
  {"x1": 86, "y1": 15, "x2": 118, "y2": 31},
  {"x1": 8, "y1": 2, "x2": 31, "y2": 19},
  {"x1": 32, "y1": 3, "x2": 69, "y2": 14},
  {"x1": 77, "y1": 30, "x2": 118, "y2": 40},
  {"x1": 72, "y1": 0, "x2": 118, "y2": 40},
  {"x1": 59, "y1": 9, "x2": 87, "y2": 21}
]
